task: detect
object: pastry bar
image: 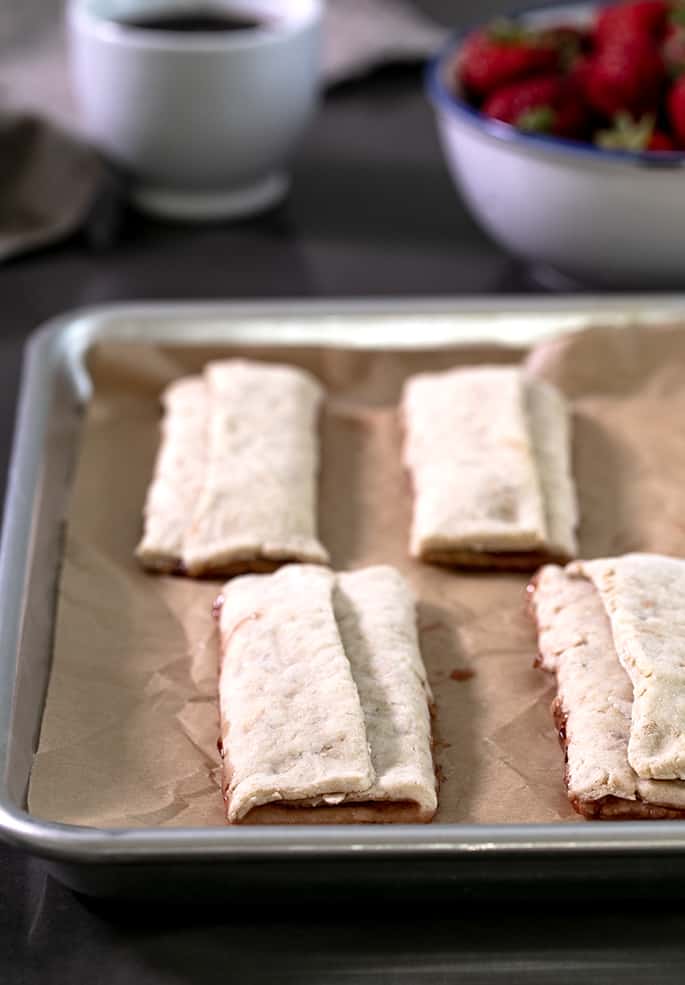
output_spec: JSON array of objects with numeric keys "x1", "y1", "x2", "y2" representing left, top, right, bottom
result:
[
  {"x1": 134, "y1": 375, "x2": 208, "y2": 572},
  {"x1": 136, "y1": 359, "x2": 329, "y2": 576},
  {"x1": 530, "y1": 556, "x2": 685, "y2": 819},
  {"x1": 215, "y1": 564, "x2": 437, "y2": 824},
  {"x1": 401, "y1": 366, "x2": 578, "y2": 570}
]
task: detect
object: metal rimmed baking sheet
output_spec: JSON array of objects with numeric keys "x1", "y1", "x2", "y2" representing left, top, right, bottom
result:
[{"x1": 4, "y1": 296, "x2": 685, "y2": 899}]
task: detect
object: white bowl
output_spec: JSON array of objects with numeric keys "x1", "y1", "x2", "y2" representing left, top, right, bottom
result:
[
  {"x1": 67, "y1": 0, "x2": 321, "y2": 220},
  {"x1": 426, "y1": 2, "x2": 685, "y2": 287}
]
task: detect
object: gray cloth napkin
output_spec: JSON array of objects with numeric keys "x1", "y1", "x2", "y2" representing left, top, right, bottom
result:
[
  {"x1": 0, "y1": 114, "x2": 106, "y2": 262},
  {"x1": 0, "y1": 0, "x2": 448, "y2": 261}
]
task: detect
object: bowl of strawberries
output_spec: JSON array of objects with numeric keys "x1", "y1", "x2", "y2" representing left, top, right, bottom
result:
[{"x1": 427, "y1": 1, "x2": 685, "y2": 285}]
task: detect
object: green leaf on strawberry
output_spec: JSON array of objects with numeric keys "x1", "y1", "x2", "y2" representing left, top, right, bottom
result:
[
  {"x1": 517, "y1": 105, "x2": 557, "y2": 132},
  {"x1": 595, "y1": 111, "x2": 675, "y2": 151},
  {"x1": 486, "y1": 18, "x2": 532, "y2": 44},
  {"x1": 595, "y1": 111, "x2": 654, "y2": 149},
  {"x1": 671, "y1": 4, "x2": 685, "y2": 29}
]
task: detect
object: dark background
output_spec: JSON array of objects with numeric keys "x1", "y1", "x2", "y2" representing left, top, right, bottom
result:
[{"x1": 3, "y1": 1, "x2": 685, "y2": 981}]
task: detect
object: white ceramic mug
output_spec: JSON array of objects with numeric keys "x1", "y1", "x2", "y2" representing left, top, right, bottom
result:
[{"x1": 67, "y1": 0, "x2": 322, "y2": 220}]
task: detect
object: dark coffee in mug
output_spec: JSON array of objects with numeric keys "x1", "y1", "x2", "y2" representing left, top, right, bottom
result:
[{"x1": 117, "y1": 11, "x2": 264, "y2": 32}]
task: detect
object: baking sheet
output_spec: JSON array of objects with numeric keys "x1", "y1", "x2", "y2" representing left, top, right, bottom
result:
[{"x1": 27, "y1": 322, "x2": 685, "y2": 829}]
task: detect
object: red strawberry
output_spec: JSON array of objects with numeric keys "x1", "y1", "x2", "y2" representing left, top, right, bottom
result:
[
  {"x1": 584, "y1": 35, "x2": 665, "y2": 117},
  {"x1": 663, "y1": 20, "x2": 685, "y2": 74},
  {"x1": 648, "y1": 129, "x2": 677, "y2": 148},
  {"x1": 483, "y1": 75, "x2": 589, "y2": 138},
  {"x1": 567, "y1": 54, "x2": 595, "y2": 99},
  {"x1": 668, "y1": 73, "x2": 685, "y2": 141},
  {"x1": 459, "y1": 22, "x2": 558, "y2": 98},
  {"x1": 595, "y1": 1, "x2": 671, "y2": 47}
]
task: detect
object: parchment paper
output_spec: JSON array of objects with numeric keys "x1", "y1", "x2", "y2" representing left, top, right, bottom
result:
[{"x1": 28, "y1": 323, "x2": 685, "y2": 827}]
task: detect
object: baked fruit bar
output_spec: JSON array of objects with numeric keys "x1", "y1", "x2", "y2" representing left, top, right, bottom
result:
[
  {"x1": 215, "y1": 564, "x2": 437, "y2": 824},
  {"x1": 401, "y1": 366, "x2": 578, "y2": 570},
  {"x1": 530, "y1": 556, "x2": 685, "y2": 819},
  {"x1": 134, "y1": 375, "x2": 207, "y2": 572},
  {"x1": 136, "y1": 359, "x2": 329, "y2": 576}
]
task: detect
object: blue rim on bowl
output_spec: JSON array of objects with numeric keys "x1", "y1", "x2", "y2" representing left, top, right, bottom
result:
[{"x1": 425, "y1": 0, "x2": 685, "y2": 170}]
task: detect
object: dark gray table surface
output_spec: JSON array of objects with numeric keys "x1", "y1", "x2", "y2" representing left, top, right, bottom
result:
[{"x1": 3, "y1": 7, "x2": 685, "y2": 981}]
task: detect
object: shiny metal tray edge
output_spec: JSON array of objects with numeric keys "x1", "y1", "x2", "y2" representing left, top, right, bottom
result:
[{"x1": 4, "y1": 296, "x2": 685, "y2": 872}]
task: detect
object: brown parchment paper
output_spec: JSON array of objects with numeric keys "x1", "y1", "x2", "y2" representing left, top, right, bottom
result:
[{"x1": 28, "y1": 323, "x2": 685, "y2": 827}]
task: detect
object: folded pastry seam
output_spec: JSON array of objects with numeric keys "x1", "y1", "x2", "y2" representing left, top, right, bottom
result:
[
  {"x1": 401, "y1": 366, "x2": 578, "y2": 571},
  {"x1": 567, "y1": 555, "x2": 685, "y2": 782},
  {"x1": 215, "y1": 564, "x2": 437, "y2": 824},
  {"x1": 136, "y1": 359, "x2": 329, "y2": 577},
  {"x1": 531, "y1": 557, "x2": 685, "y2": 820}
]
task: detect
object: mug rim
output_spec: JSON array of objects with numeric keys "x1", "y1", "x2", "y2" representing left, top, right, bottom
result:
[{"x1": 67, "y1": 0, "x2": 322, "y2": 50}]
